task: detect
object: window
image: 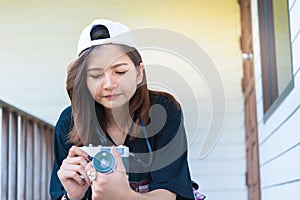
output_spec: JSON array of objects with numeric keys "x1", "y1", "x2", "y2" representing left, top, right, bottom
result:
[{"x1": 258, "y1": 0, "x2": 294, "y2": 121}]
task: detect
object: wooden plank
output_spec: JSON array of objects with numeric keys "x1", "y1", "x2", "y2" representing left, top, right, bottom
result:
[
  {"x1": 17, "y1": 117, "x2": 26, "y2": 199},
  {"x1": 240, "y1": 0, "x2": 261, "y2": 199},
  {"x1": 33, "y1": 123, "x2": 41, "y2": 200},
  {"x1": 46, "y1": 126, "x2": 54, "y2": 199},
  {"x1": 25, "y1": 120, "x2": 34, "y2": 199},
  {"x1": 8, "y1": 112, "x2": 18, "y2": 200},
  {"x1": 48, "y1": 127, "x2": 54, "y2": 200},
  {"x1": 40, "y1": 125, "x2": 47, "y2": 199},
  {"x1": 1, "y1": 108, "x2": 9, "y2": 199}
]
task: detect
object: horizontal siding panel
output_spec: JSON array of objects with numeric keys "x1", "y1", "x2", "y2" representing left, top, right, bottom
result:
[
  {"x1": 292, "y1": 33, "x2": 300, "y2": 75},
  {"x1": 187, "y1": 128, "x2": 245, "y2": 147},
  {"x1": 257, "y1": 72, "x2": 300, "y2": 144},
  {"x1": 257, "y1": 119, "x2": 265, "y2": 145},
  {"x1": 259, "y1": 104, "x2": 300, "y2": 165},
  {"x1": 255, "y1": 76, "x2": 263, "y2": 102},
  {"x1": 192, "y1": 175, "x2": 246, "y2": 191},
  {"x1": 253, "y1": 46, "x2": 262, "y2": 81},
  {"x1": 214, "y1": 129, "x2": 245, "y2": 145},
  {"x1": 260, "y1": 144, "x2": 300, "y2": 188},
  {"x1": 189, "y1": 160, "x2": 246, "y2": 177},
  {"x1": 190, "y1": 98, "x2": 243, "y2": 114},
  {"x1": 198, "y1": 189, "x2": 247, "y2": 200},
  {"x1": 289, "y1": 0, "x2": 300, "y2": 41},
  {"x1": 261, "y1": 180, "x2": 300, "y2": 200},
  {"x1": 189, "y1": 143, "x2": 246, "y2": 161},
  {"x1": 0, "y1": 76, "x2": 65, "y2": 90},
  {"x1": 289, "y1": 0, "x2": 297, "y2": 9},
  {"x1": 256, "y1": 97, "x2": 264, "y2": 124}
]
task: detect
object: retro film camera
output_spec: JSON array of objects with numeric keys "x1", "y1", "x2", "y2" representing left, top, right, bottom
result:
[{"x1": 80, "y1": 145, "x2": 130, "y2": 174}]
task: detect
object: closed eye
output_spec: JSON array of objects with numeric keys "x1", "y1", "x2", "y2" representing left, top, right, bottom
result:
[
  {"x1": 115, "y1": 71, "x2": 127, "y2": 75},
  {"x1": 89, "y1": 74, "x2": 103, "y2": 79}
]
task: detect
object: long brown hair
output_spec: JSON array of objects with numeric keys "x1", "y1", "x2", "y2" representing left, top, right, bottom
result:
[{"x1": 66, "y1": 44, "x2": 161, "y2": 145}]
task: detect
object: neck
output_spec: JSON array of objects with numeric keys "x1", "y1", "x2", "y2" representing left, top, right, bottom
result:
[{"x1": 105, "y1": 104, "x2": 132, "y2": 133}]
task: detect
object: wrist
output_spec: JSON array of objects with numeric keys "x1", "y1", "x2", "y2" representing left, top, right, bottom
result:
[
  {"x1": 62, "y1": 192, "x2": 84, "y2": 200},
  {"x1": 62, "y1": 193, "x2": 70, "y2": 200}
]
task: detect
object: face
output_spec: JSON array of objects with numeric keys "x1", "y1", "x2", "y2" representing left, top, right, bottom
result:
[{"x1": 86, "y1": 45, "x2": 144, "y2": 110}]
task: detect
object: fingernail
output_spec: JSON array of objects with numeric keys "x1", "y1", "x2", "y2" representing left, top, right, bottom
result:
[{"x1": 87, "y1": 155, "x2": 93, "y2": 161}]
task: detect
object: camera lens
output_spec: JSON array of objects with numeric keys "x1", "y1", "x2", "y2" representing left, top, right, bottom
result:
[{"x1": 93, "y1": 151, "x2": 116, "y2": 174}]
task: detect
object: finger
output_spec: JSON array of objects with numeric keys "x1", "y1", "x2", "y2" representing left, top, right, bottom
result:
[
  {"x1": 84, "y1": 162, "x2": 95, "y2": 184},
  {"x1": 61, "y1": 157, "x2": 91, "y2": 184},
  {"x1": 62, "y1": 160, "x2": 88, "y2": 177},
  {"x1": 68, "y1": 146, "x2": 93, "y2": 162},
  {"x1": 63, "y1": 156, "x2": 89, "y2": 168},
  {"x1": 59, "y1": 169, "x2": 87, "y2": 185},
  {"x1": 85, "y1": 162, "x2": 93, "y2": 171}
]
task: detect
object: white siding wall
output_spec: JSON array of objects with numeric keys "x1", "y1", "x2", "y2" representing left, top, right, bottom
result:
[{"x1": 252, "y1": 0, "x2": 300, "y2": 199}]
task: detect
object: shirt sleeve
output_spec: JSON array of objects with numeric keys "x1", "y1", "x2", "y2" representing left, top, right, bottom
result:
[
  {"x1": 148, "y1": 96, "x2": 194, "y2": 200},
  {"x1": 49, "y1": 106, "x2": 73, "y2": 200}
]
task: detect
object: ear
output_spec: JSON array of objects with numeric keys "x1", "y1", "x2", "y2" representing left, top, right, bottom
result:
[{"x1": 136, "y1": 62, "x2": 144, "y2": 85}]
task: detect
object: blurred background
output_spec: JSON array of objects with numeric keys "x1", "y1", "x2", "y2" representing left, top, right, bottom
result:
[
  {"x1": 0, "y1": 1, "x2": 244, "y2": 199},
  {"x1": 1, "y1": 0, "x2": 299, "y2": 199}
]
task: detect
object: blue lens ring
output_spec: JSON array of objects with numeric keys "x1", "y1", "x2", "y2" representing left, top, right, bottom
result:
[{"x1": 93, "y1": 151, "x2": 116, "y2": 174}]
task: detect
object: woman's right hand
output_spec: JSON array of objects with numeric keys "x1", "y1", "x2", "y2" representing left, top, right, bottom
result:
[{"x1": 57, "y1": 146, "x2": 92, "y2": 200}]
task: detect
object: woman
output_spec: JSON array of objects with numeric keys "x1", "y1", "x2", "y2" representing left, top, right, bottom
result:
[{"x1": 50, "y1": 19, "x2": 194, "y2": 200}]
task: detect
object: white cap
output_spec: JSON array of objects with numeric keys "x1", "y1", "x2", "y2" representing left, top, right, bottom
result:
[{"x1": 77, "y1": 19, "x2": 137, "y2": 56}]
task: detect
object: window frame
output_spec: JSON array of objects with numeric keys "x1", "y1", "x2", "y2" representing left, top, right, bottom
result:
[{"x1": 258, "y1": 0, "x2": 294, "y2": 122}]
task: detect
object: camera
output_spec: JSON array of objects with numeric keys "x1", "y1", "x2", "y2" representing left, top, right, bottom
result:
[{"x1": 80, "y1": 145, "x2": 129, "y2": 174}]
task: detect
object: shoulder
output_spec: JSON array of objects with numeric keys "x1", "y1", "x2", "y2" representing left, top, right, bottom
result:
[
  {"x1": 150, "y1": 91, "x2": 181, "y2": 114},
  {"x1": 147, "y1": 92, "x2": 184, "y2": 141},
  {"x1": 57, "y1": 106, "x2": 72, "y2": 123},
  {"x1": 52, "y1": 106, "x2": 74, "y2": 165},
  {"x1": 56, "y1": 106, "x2": 72, "y2": 126},
  {"x1": 54, "y1": 106, "x2": 73, "y2": 142}
]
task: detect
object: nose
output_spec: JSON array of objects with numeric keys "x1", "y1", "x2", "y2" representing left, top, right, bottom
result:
[{"x1": 102, "y1": 74, "x2": 117, "y2": 90}]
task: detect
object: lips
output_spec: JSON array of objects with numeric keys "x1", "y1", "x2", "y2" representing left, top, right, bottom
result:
[{"x1": 103, "y1": 94, "x2": 121, "y2": 101}]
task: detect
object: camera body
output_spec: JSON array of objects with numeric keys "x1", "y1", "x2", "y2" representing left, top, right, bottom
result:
[{"x1": 80, "y1": 144, "x2": 129, "y2": 174}]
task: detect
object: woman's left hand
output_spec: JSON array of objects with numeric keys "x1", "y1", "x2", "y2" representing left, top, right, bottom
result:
[{"x1": 85, "y1": 147, "x2": 133, "y2": 200}]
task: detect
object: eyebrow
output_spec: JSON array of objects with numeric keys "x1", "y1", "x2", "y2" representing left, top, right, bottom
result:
[{"x1": 87, "y1": 62, "x2": 129, "y2": 72}]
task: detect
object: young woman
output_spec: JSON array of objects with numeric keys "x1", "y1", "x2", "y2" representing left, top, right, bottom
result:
[{"x1": 50, "y1": 19, "x2": 194, "y2": 200}]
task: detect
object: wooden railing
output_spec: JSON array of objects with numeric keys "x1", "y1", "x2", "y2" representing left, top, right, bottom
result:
[{"x1": 0, "y1": 99, "x2": 54, "y2": 200}]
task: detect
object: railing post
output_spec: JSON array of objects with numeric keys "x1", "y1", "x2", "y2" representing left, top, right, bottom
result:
[
  {"x1": 1, "y1": 100, "x2": 54, "y2": 200},
  {"x1": 40, "y1": 125, "x2": 47, "y2": 199},
  {"x1": 33, "y1": 123, "x2": 41, "y2": 200},
  {"x1": 8, "y1": 112, "x2": 18, "y2": 200},
  {"x1": 25, "y1": 120, "x2": 34, "y2": 199},
  {"x1": 1, "y1": 108, "x2": 9, "y2": 199},
  {"x1": 17, "y1": 116, "x2": 26, "y2": 199},
  {"x1": 47, "y1": 127, "x2": 54, "y2": 199}
]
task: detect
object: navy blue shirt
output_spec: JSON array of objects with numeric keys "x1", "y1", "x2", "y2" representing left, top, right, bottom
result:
[{"x1": 50, "y1": 95, "x2": 194, "y2": 200}]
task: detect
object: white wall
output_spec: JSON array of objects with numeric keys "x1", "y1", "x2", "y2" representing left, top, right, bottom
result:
[{"x1": 252, "y1": 0, "x2": 300, "y2": 199}]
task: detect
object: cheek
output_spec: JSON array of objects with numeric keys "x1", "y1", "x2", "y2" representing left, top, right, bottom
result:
[
  {"x1": 86, "y1": 79, "x2": 101, "y2": 98},
  {"x1": 119, "y1": 73, "x2": 138, "y2": 92}
]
